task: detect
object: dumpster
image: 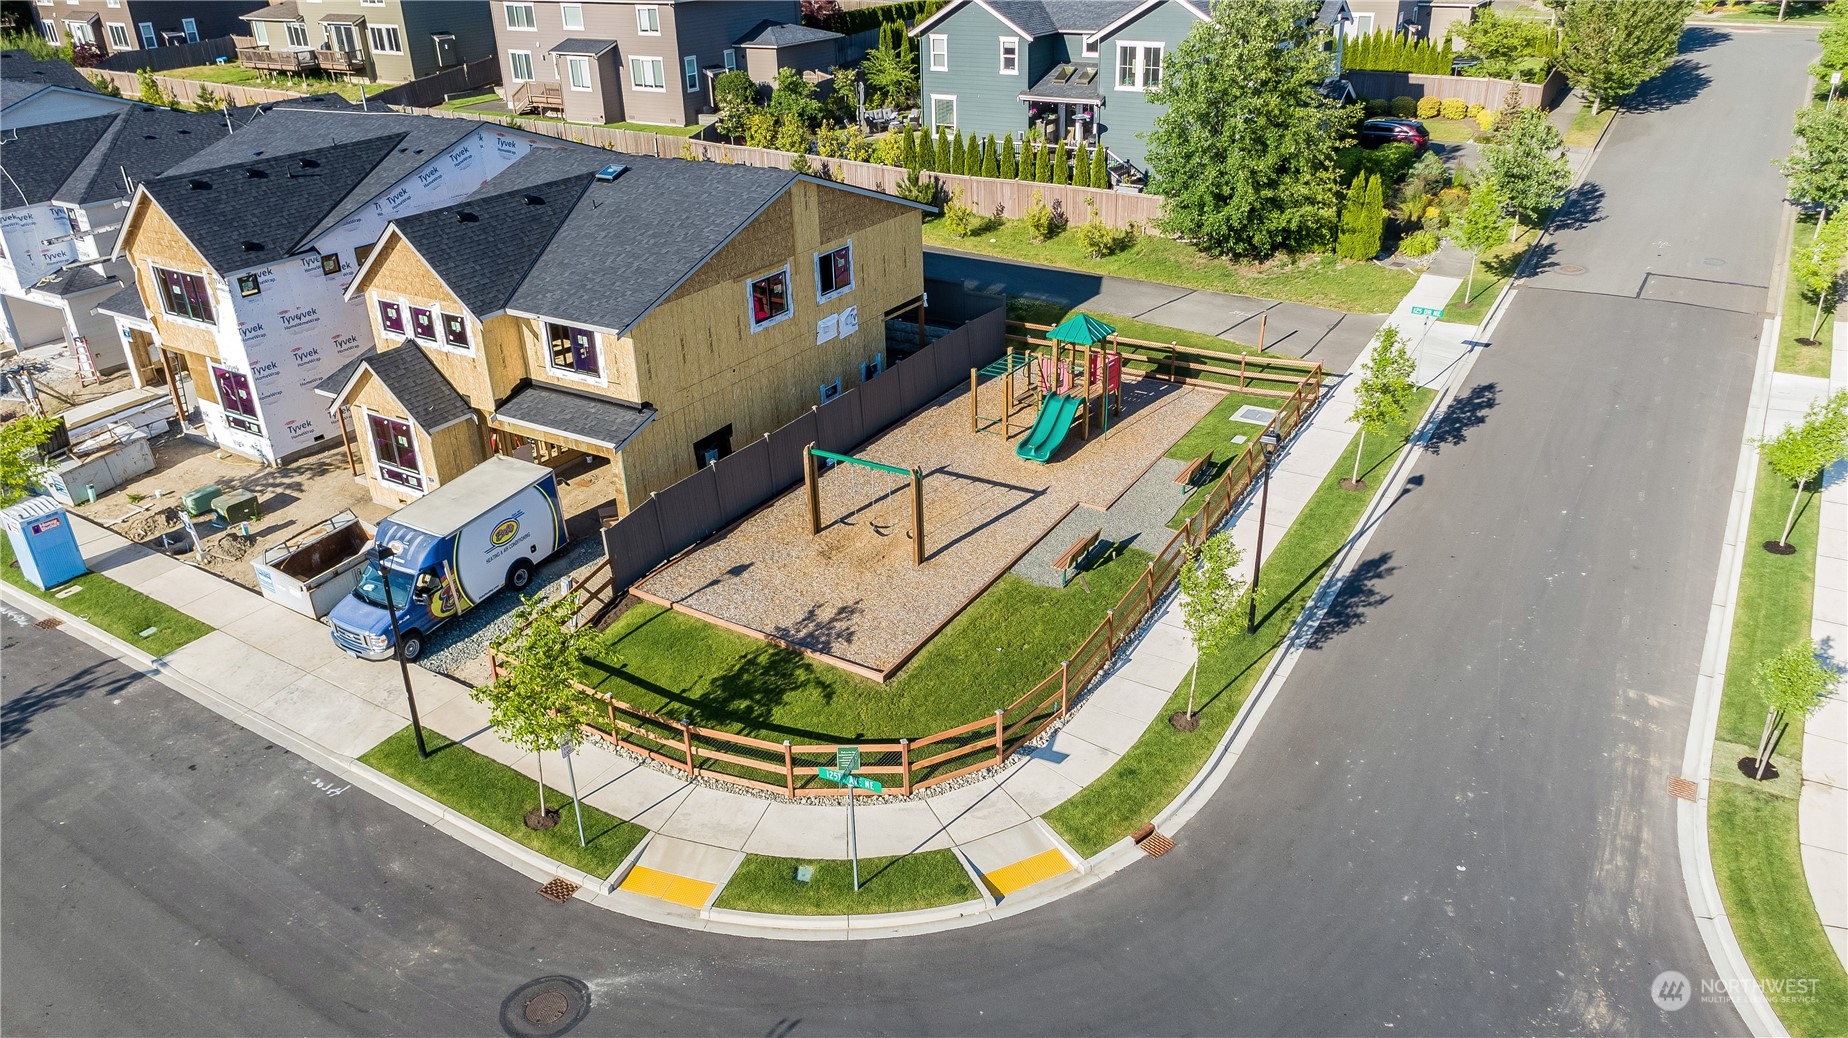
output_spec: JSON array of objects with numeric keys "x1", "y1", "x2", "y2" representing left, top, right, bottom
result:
[
  {"x1": 251, "y1": 510, "x2": 374, "y2": 619},
  {"x1": 2, "y1": 496, "x2": 87, "y2": 590}
]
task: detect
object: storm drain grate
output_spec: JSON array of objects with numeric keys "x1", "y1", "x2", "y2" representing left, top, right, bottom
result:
[
  {"x1": 34, "y1": 617, "x2": 62, "y2": 630},
  {"x1": 1668, "y1": 776, "x2": 1698, "y2": 802},
  {"x1": 537, "y1": 878, "x2": 580, "y2": 903},
  {"x1": 1132, "y1": 824, "x2": 1175, "y2": 857}
]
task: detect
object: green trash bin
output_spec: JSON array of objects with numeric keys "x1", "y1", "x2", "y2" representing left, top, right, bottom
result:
[
  {"x1": 212, "y1": 490, "x2": 260, "y2": 526},
  {"x1": 182, "y1": 484, "x2": 222, "y2": 517}
]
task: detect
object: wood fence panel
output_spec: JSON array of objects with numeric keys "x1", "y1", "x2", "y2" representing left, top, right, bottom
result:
[{"x1": 1346, "y1": 69, "x2": 1569, "y2": 109}]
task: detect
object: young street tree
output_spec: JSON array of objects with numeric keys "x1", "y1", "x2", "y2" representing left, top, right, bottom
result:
[
  {"x1": 1777, "y1": 102, "x2": 1848, "y2": 234},
  {"x1": 1449, "y1": 179, "x2": 1513, "y2": 303},
  {"x1": 1554, "y1": 0, "x2": 1694, "y2": 115},
  {"x1": 1751, "y1": 641, "x2": 1838, "y2": 780},
  {"x1": 1347, "y1": 324, "x2": 1417, "y2": 489},
  {"x1": 1754, "y1": 389, "x2": 1848, "y2": 552},
  {"x1": 475, "y1": 594, "x2": 596, "y2": 827},
  {"x1": 1481, "y1": 107, "x2": 1570, "y2": 229},
  {"x1": 1791, "y1": 212, "x2": 1848, "y2": 344},
  {"x1": 1175, "y1": 531, "x2": 1247, "y2": 728},
  {"x1": 1145, "y1": 0, "x2": 1345, "y2": 259}
]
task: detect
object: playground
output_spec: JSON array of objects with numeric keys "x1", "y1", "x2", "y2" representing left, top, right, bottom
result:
[{"x1": 634, "y1": 317, "x2": 1216, "y2": 678}]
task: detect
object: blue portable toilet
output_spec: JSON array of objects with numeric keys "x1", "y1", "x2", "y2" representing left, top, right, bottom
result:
[{"x1": 2, "y1": 496, "x2": 87, "y2": 591}]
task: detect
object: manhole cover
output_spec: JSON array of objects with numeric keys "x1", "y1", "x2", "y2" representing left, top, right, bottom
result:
[
  {"x1": 1555, "y1": 264, "x2": 1586, "y2": 275},
  {"x1": 500, "y1": 976, "x2": 590, "y2": 1038}
]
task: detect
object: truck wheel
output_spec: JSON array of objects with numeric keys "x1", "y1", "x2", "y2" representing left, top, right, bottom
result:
[
  {"x1": 399, "y1": 631, "x2": 424, "y2": 662},
  {"x1": 507, "y1": 559, "x2": 534, "y2": 592}
]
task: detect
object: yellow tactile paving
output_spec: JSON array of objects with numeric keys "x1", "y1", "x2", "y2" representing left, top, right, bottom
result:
[
  {"x1": 618, "y1": 865, "x2": 718, "y2": 908},
  {"x1": 980, "y1": 848, "x2": 1072, "y2": 898}
]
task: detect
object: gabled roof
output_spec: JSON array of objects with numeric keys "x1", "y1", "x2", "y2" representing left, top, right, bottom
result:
[
  {"x1": 31, "y1": 263, "x2": 117, "y2": 298},
  {"x1": 733, "y1": 20, "x2": 845, "y2": 48},
  {"x1": 0, "y1": 114, "x2": 117, "y2": 209},
  {"x1": 550, "y1": 38, "x2": 620, "y2": 57},
  {"x1": 911, "y1": 0, "x2": 1141, "y2": 40},
  {"x1": 0, "y1": 50, "x2": 99, "y2": 110},
  {"x1": 95, "y1": 282, "x2": 147, "y2": 323},
  {"x1": 241, "y1": 2, "x2": 304, "y2": 22},
  {"x1": 56, "y1": 107, "x2": 235, "y2": 205},
  {"x1": 385, "y1": 172, "x2": 592, "y2": 317},
  {"x1": 140, "y1": 134, "x2": 404, "y2": 272},
  {"x1": 1084, "y1": 0, "x2": 1205, "y2": 42},
  {"x1": 315, "y1": 343, "x2": 473, "y2": 431},
  {"x1": 491, "y1": 382, "x2": 655, "y2": 453}
]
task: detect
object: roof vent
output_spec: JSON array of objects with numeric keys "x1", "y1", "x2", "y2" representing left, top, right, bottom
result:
[
  {"x1": 187, "y1": 179, "x2": 211, "y2": 191},
  {"x1": 595, "y1": 163, "x2": 628, "y2": 182},
  {"x1": 177, "y1": 128, "x2": 191, "y2": 135},
  {"x1": 241, "y1": 240, "x2": 264, "y2": 251},
  {"x1": 522, "y1": 194, "x2": 545, "y2": 206},
  {"x1": 299, "y1": 158, "x2": 319, "y2": 169},
  {"x1": 245, "y1": 168, "x2": 268, "y2": 179},
  {"x1": 456, "y1": 210, "x2": 479, "y2": 223},
  {"x1": 142, "y1": 134, "x2": 158, "y2": 140}
]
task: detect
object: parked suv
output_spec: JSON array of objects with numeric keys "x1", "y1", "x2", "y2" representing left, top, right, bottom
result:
[{"x1": 1357, "y1": 118, "x2": 1430, "y2": 154}]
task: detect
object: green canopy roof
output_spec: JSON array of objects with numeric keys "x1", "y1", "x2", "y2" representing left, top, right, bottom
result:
[{"x1": 1047, "y1": 312, "x2": 1116, "y2": 345}]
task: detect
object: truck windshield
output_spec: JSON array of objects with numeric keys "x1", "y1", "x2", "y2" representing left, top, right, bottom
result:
[{"x1": 354, "y1": 561, "x2": 417, "y2": 610}]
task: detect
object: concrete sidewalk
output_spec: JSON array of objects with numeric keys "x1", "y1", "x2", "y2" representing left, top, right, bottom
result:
[{"x1": 1800, "y1": 326, "x2": 1848, "y2": 969}]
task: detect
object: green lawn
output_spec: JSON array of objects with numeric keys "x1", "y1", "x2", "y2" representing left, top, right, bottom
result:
[
  {"x1": 583, "y1": 543, "x2": 1153, "y2": 744},
  {"x1": 1444, "y1": 228, "x2": 1538, "y2": 326},
  {"x1": 161, "y1": 64, "x2": 373, "y2": 103},
  {"x1": 1, "y1": 537, "x2": 211, "y2": 656},
  {"x1": 1564, "y1": 107, "x2": 1615, "y2": 148},
  {"x1": 712, "y1": 850, "x2": 979, "y2": 914},
  {"x1": 1420, "y1": 117, "x2": 1481, "y2": 144},
  {"x1": 1704, "y1": 455, "x2": 1847, "y2": 1038},
  {"x1": 1165, "y1": 389, "x2": 1299, "y2": 530},
  {"x1": 1779, "y1": 214, "x2": 1835, "y2": 378},
  {"x1": 1046, "y1": 387, "x2": 1437, "y2": 857},
  {"x1": 360, "y1": 727, "x2": 646, "y2": 877},
  {"x1": 925, "y1": 217, "x2": 1414, "y2": 314}
]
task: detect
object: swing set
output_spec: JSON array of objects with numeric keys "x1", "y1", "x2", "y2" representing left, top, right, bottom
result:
[
  {"x1": 971, "y1": 312, "x2": 1124, "y2": 462},
  {"x1": 803, "y1": 443, "x2": 926, "y2": 566}
]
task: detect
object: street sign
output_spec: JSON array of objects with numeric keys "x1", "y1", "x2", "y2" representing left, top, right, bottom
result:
[
  {"x1": 1409, "y1": 305, "x2": 1445, "y2": 318},
  {"x1": 817, "y1": 766, "x2": 882, "y2": 793},
  {"x1": 835, "y1": 747, "x2": 860, "y2": 772}
]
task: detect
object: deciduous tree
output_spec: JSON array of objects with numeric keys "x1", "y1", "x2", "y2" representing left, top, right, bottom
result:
[
  {"x1": 860, "y1": 41, "x2": 918, "y2": 109},
  {"x1": 1555, "y1": 0, "x2": 1693, "y2": 115},
  {"x1": 1752, "y1": 641, "x2": 1838, "y2": 779},
  {"x1": 0, "y1": 414, "x2": 60, "y2": 506},
  {"x1": 1778, "y1": 102, "x2": 1848, "y2": 224},
  {"x1": 1449, "y1": 180, "x2": 1513, "y2": 303},
  {"x1": 1348, "y1": 324, "x2": 1416, "y2": 488},
  {"x1": 476, "y1": 595, "x2": 596, "y2": 823},
  {"x1": 1755, "y1": 390, "x2": 1848, "y2": 550},
  {"x1": 1480, "y1": 107, "x2": 1569, "y2": 228},
  {"x1": 1176, "y1": 531, "x2": 1247, "y2": 724}
]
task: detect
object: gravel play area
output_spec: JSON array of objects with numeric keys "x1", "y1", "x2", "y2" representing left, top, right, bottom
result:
[{"x1": 636, "y1": 375, "x2": 1216, "y2": 676}]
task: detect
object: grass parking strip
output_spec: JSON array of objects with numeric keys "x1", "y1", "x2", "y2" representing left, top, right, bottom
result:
[
  {"x1": 712, "y1": 850, "x2": 978, "y2": 915},
  {"x1": 1046, "y1": 389, "x2": 1435, "y2": 857},
  {"x1": 361, "y1": 728, "x2": 646, "y2": 878},
  {"x1": 1, "y1": 539, "x2": 211, "y2": 656},
  {"x1": 1777, "y1": 214, "x2": 1835, "y2": 378}
]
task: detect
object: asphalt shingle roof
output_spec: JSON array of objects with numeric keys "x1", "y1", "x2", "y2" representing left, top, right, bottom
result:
[
  {"x1": 57, "y1": 107, "x2": 235, "y2": 205},
  {"x1": 1019, "y1": 62, "x2": 1102, "y2": 101},
  {"x1": 733, "y1": 20, "x2": 845, "y2": 47},
  {"x1": 142, "y1": 133, "x2": 404, "y2": 272},
  {"x1": 241, "y1": 2, "x2": 304, "y2": 22},
  {"x1": 493, "y1": 382, "x2": 653, "y2": 452},
  {"x1": 389, "y1": 171, "x2": 591, "y2": 317},
  {"x1": 32, "y1": 263, "x2": 117, "y2": 297},
  {"x1": 316, "y1": 343, "x2": 472, "y2": 430},
  {"x1": 549, "y1": 38, "x2": 620, "y2": 56},
  {"x1": 0, "y1": 114, "x2": 117, "y2": 209},
  {"x1": 95, "y1": 282, "x2": 147, "y2": 322},
  {"x1": 0, "y1": 49, "x2": 99, "y2": 109}
]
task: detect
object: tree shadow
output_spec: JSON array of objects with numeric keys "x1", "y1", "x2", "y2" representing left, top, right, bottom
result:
[
  {"x1": 768, "y1": 599, "x2": 866, "y2": 659},
  {"x1": 1516, "y1": 239, "x2": 1560, "y2": 279},
  {"x1": 1677, "y1": 25, "x2": 1728, "y2": 55},
  {"x1": 1621, "y1": 57, "x2": 1713, "y2": 114},
  {"x1": 1548, "y1": 181, "x2": 1606, "y2": 233},
  {"x1": 1296, "y1": 552, "x2": 1396, "y2": 651},
  {"x1": 1423, "y1": 382, "x2": 1499, "y2": 455},
  {"x1": 1, "y1": 652, "x2": 140, "y2": 748}
]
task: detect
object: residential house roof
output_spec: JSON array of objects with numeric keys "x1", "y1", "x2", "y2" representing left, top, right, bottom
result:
[
  {"x1": 387, "y1": 172, "x2": 592, "y2": 317},
  {"x1": 314, "y1": 342, "x2": 473, "y2": 431},
  {"x1": 31, "y1": 263, "x2": 117, "y2": 298},
  {"x1": 0, "y1": 50, "x2": 100, "y2": 110},
  {"x1": 241, "y1": 2, "x2": 304, "y2": 23},
  {"x1": 3, "y1": 107, "x2": 235, "y2": 210},
  {"x1": 95, "y1": 282, "x2": 147, "y2": 323},
  {"x1": 0, "y1": 114, "x2": 118, "y2": 209},
  {"x1": 733, "y1": 20, "x2": 845, "y2": 48},
  {"x1": 491, "y1": 382, "x2": 655, "y2": 453},
  {"x1": 911, "y1": 0, "x2": 1141, "y2": 40},
  {"x1": 549, "y1": 38, "x2": 621, "y2": 57},
  {"x1": 1019, "y1": 62, "x2": 1102, "y2": 102}
]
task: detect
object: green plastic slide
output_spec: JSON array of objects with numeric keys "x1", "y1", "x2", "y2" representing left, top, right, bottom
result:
[{"x1": 1015, "y1": 393, "x2": 1081, "y2": 463}]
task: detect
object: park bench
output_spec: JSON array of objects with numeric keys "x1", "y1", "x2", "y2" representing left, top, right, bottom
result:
[
  {"x1": 1174, "y1": 452, "x2": 1212, "y2": 494},
  {"x1": 1053, "y1": 528, "x2": 1103, "y2": 590}
]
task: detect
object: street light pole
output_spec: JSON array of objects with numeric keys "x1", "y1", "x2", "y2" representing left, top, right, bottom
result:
[
  {"x1": 371, "y1": 545, "x2": 428, "y2": 759},
  {"x1": 1247, "y1": 429, "x2": 1280, "y2": 634}
]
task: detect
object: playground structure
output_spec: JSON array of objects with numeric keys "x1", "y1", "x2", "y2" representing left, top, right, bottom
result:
[
  {"x1": 803, "y1": 444, "x2": 925, "y2": 566},
  {"x1": 972, "y1": 313, "x2": 1125, "y2": 464}
]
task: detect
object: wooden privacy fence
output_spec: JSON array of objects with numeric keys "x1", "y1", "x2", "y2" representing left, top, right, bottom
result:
[
  {"x1": 502, "y1": 364, "x2": 1324, "y2": 798},
  {"x1": 1345, "y1": 69, "x2": 1570, "y2": 110},
  {"x1": 93, "y1": 36, "x2": 239, "y2": 74},
  {"x1": 1008, "y1": 319, "x2": 1324, "y2": 398},
  {"x1": 86, "y1": 67, "x2": 327, "y2": 107}
]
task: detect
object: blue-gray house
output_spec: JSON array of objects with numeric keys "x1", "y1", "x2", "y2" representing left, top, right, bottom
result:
[{"x1": 910, "y1": 0, "x2": 1353, "y2": 181}]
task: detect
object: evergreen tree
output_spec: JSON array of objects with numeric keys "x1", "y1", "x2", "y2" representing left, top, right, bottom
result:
[
  {"x1": 1036, "y1": 140, "x2": 1052, "y2": 181},
  {"x1": 1073, "y1": 140, "x2": 1092, "y2": 187},
  {"x1": 967, "y1": 131, "x2": 981, "y2": 175},
  {"x1": 1336, "y1": 177, "x2": 1366, "y2": 259},
  {"x1": 1090, "y1": 141, "x2": 1109, "y2": 188},
  {"x1": 981, "y1": 133, "x2": 1000, "y2": 178},
  {"x1": 1052, "y1": 139, "x2": 1070, "y2": 184},
  {"x1": 950, "y1": 130, "x2": 965, "y2": 175},
  {"x1": 900, "y1": 124, "x2": 917, "y2": 170},
  {"x1": 935, "y1": 128, "x2": 952, "y2": 171},
  {"x1": 1364, "y1": 171, "x2": 1385, "y2": 256},
  {"x1": 999, "y1": 133, "x2": 1017, "y2": 179}
]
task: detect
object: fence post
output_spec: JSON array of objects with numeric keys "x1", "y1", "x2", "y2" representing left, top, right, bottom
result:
[
  {"x1": 1239, "y1": 352, "x2": 1248, "y2": 390},
  {"x1": 900, "y1": 738, "x2": 912, "y2": 796},
  {"x1": 681, "y1": 720, "x2": 696, "y2": 779},
  {"x1": 783, "y1": 740, "x2": 795, "y2": 798},
  {"x1": 1145, "y1": 562, "x2": 1156, "y2": 612},
  {"x1": 1105, "y1": 608, "x2": 1116, "y2": 654},
  {"x1": 994, "y1": 708, "x2": 1005, "y2": 761},
  {"x1": 1060, "y1": 660, "x2": 1070, "y2": 714}
]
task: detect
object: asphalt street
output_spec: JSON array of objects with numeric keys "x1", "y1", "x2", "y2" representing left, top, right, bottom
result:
[{"x1": 0, "y1": 27, "x2": 1813, "y2": 1038}]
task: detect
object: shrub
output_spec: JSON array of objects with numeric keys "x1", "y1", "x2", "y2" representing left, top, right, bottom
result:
[
  {"x1": 894, "y1": 167, "x2": 937, "y2": 205},
  {"x1": 1339, "y1": 145, "x2": 1414, "y2": 188},
  {"x1": 69, "y1": 42, "x2": 103, "y2": 68},
  {"x1": 1024, "y1": 189, "x2": 1058, "y2": 242},
  {"x1": 942, "y1": 190, "x2": 981, "y2": 237},
  {"x1": 1398, "y1": 230, "x2": 1440, "y2": 257},
  {"x1": 88, "y1": 73, "x2": 122, "y2": 98},
  {"x1": 193, "y1": 85, "x2": 222, "y2": 112},
  {"x1": 1435, "y1": 185, "x2": 1471, "y2": 220},
  {"x1": 1391, "y1": 96, "x2": 1417, "y2": 117},
  {"x1": 1075, "y1": 198, "x2": 1132, "y2": 258},
  {"x1": 742, "y1": 110, "x2": 777, "y2": 149},
  {"x1": 1466, "y1": 102, "x2": 1485, "y2": 118},
  {"x1": 1365, "y1": 97, "x2": 1389, "y2": 116},
  {"x1": 774, "y1": 113, "x2": 810, "y2": 153},
  {"x1": 135, "y1": 68, "x2": 172, "y2": 108},
  {"x1": 1475, "y1": 107, "x2": 1497, "y2": 133},
  {"x1": 1416, "y1": 96, "x2": 1442, "y2": 119},
  {"x1": 1440, "y1": 97, "x2": 1468, "y2": 121}
]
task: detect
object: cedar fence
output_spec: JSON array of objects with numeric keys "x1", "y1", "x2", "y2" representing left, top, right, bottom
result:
[
  {"x1": 92, "y1": 36, "x2": 237, "y2": 73},
  {"x1": 497, "y1": 359, "x2": 1325, "y2": 799},
  {"x1": 85, "y1": 66, "x2": 333, "y2": 107},
  {"x1": 1345, "y1": 69, "x2": 1570, "y2": 109},
  {"x1": 372, "y1": 57, "x2": 501, "y2": 109}
]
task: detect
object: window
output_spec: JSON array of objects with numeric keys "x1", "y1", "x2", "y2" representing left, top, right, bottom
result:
[
  {"x1": 355, "y1": 242, "x2": 375, "y2": 269},
  {"x1": 368, "y1": 414, "x2": 422, "y2": 490},
  {"x1": 153, "y1": 266, "x2": 214, "y2": 323},
  {"x1": 410, "y1": 306, "x2": 436, "y2": 342},
  {"x1": 442, "y1": 313, "x2": 470, "y2": 349},
  {"x1": 1351, "y1": 11, "x2": 1374, "y2": 35},
  {"x1": 818, "y1": 379, "x2": 842, "y2": 404},
  {"x1": 236, "y1": 274, "x2": 261, "y2": 297},
  {"x1": 137, "y1": 21, "x2": 154, "y2": 47},
  {"x1": 378, "y1": 299, "x2": 405, "y2": 334},
  {"x1": 566, "y1": 54, "x2": 591, "y2": 90},
  {"x1": 684, "y1": 54, "x2": 699, "y2": 92},
  {"x1": 106, "y1": 22, "x2": 130, "y2": 49},
  {"x1": 361, "y1": 0, "x2": 386, "y2": 5},
  {"x1": 181, "y1": 17, "x2": 198, "y2": 42},
  {"x1": 547, "y1": 324, "x2": 599, "y2": 376},
  {"x1": 560, "y1": 3, "x2": 583, "y2": 30},
  {"x1": 629, "y1": 56, "x2": 664, "y2": 90},
  {"x1": 212, "y1": 366, "x2": 262, "y2": 434},
  {"x1": 38, "y1": 22, "x2": 57, "y2": 44},
  {"x1": 928, "y1": 33, "x2": 947, "y2": 71},
  {"x1": 930, "y1": 94, "x2": 955, "y2": 130},
  {"x1": 636, "y1": 5, "x2": 660, "y2": 34},
  {"x1": 999, "y1": 36, "x2": 1018, "y2": 74},
  {"x1": 285, "y1": 21, "x2": 309, "y2": 47},
  {"x1": 1082, "y1": 35, "x2": 1099, "y2": 57},
  {"x1": 1116, "y1": 42, "x2": 1161, "y2": 90},
  {"x1": 815, "y1": 243, "x2": 852, "y2": 302},
  {"x1": 64, "y1": 21, "x2": 93, "y2": 45},
  {"x1": 508, "y1": 50, "x2": 533, "y2": 81},
  {"x1": 320, "y1": 253, "x2": 342, "y2": 276},
  {"x1": 723, "y1": 48, "x2": 736, "y2": 71},
  {"x1": 504, "y1": 2, "x2": 535, "y2": 29},
  {"x1": 368, "y1": 25, "x2": 402, "y2": 54},
  {"x1": 748, "y1": 267, "x2": 790, "y2": 330},
  {"x1": 107, "y1": 0, "x2": 119, "y2": 7}
]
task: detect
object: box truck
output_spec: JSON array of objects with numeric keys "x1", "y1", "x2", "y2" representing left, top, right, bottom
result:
[{"x1": 328, "y1": 456, "x2": 566, "y2": 662}]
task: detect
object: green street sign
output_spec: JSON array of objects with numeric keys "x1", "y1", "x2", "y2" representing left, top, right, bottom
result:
[
  {"x1": 818, "y1": 767, "x2": 882, "y2": 792},
  {"x1": 835, "y1": 747, "x2": 860, "y2": 772},
  {"x1": 1410, "y1": 305, "x2": 1445, "y2": 318}
]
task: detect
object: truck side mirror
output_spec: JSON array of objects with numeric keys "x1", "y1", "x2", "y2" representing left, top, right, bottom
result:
[{"x1": 413, "y1": 573, "x2": 437, "y2": 601}]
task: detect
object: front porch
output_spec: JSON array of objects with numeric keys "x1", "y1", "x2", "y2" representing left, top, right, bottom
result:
[{"x1": 1019, "y1": 63, "x2": 1102, "y2": 150}]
